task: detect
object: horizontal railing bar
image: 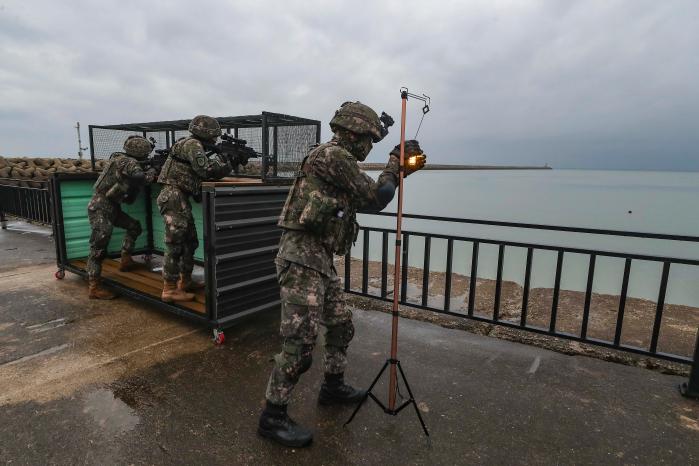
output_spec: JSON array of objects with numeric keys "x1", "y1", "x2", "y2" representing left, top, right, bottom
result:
[
  {"x1": 366, "y1": 211, "x2": 699, "y2": 243},
  {"x1": 356, "y1": 226, "x2": 699, "y2": 266}
]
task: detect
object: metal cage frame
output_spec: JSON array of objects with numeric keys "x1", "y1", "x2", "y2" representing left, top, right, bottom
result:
[{"x1": 88, "y1": 112, "x2": 321, "y2": 182}]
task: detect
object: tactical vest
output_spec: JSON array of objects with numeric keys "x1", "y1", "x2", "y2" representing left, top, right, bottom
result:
[
  {"x1": 157, "y1": 137, "x2": 203, "y2": 198},
  {"x1": 93, "y1": 153, "x2": 136, "y2": 203},
  {"x1": 278, "y1": 142, "x2": 360, "y2": 256}
]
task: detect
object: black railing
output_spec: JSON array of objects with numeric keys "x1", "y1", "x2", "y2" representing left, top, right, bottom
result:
[
  {"x1": 0, "y1": 178, "x2": 52, "y2": 226},
  {"x1": 345, "y1": 213, "x2": 699, "y2": 370}
]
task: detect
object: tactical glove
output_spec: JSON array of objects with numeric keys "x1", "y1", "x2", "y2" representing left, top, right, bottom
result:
[
  {"x1": 390, "y1": 140, "x2": 423, "y2": 158},
  {"x1": 389, "y1": 140, "x2": 426, "y2": 177}
]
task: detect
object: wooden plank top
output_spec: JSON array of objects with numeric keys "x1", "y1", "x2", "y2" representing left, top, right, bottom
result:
[
  {"x1": 71, "y1": 259, "x2": 206, "y2": 314},
  {"x1": 201, "y1": 177, "x2": 267, "y2": 187}
]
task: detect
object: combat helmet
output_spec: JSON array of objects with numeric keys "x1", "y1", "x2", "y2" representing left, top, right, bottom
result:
[
  {"x1": 123, "y1": 136, "x2": 153, "y2": 159},
  {"x1": 330, "y1": 101, "x2": 384, "y2": 142},
  {"x1": 189, "y1": 115, "x2": 221, "y2": 141}
]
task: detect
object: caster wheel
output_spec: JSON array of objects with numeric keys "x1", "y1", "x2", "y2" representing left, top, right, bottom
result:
[
  {"x1": 213, "y1": 329, "x2": 225, "y2": 345},
  {"x1": 54, "y1": 269, "x2": 65, "y2": 280}
]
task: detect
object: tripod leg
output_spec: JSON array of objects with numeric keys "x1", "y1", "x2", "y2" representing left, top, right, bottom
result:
[
  {"x1": 345, "y1": 360, "x2": 390, "y2": 427},
  {"x1": 396, "y1": 361, "x2": 430, "y2": 437}
]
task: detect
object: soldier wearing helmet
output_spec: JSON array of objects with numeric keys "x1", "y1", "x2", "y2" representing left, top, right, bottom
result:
[
  {"x1": 86, "y1": 135, "x2": 156, "y2": 299},
  {"x1": 258, "y1": 101, "x2": 426, "y2": 447},
  {"x1": 156, "y1": 115, "x2": 233, "y2": 302}
]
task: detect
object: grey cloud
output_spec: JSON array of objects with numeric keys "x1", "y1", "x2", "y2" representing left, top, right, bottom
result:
[{"x1": 0, "y1": 0, "x2": 698, "y2": 170}]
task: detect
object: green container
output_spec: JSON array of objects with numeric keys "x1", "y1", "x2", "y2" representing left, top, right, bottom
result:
[{"x1": 60, "y1": 180, "x2": 202, "y2": 261}]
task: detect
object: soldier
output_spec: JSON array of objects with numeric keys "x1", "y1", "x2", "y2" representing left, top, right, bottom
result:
[
  {"x1": 87, "y1": 136, "x2": 155, "y2": 299},
  {"x1": 157, "y1": 115, "x2": 232, "y2": 302},
  {"x1": 258, "y1": 101, "x2": 426, "y2": 447}
]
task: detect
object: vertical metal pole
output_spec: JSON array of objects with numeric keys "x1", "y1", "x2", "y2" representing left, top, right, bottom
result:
[
  {"x1": 680, "y1": 328, "x2": 699, "y2": 399},
  {"x1": 614, "y1": 258, "x2": 632, "y2": 346},
  {"x1": 550, "y1": 250, "x2": 564, "y2": 333},
  {"x1": 362, "y1": 229, "x2": 370, "y2": 295},
  {"x1": 261, "y1": 114, "x2": 269, "y2": 182},
  {"x1": 444, "y1": 239, "x2": 454, "y2": 311},
  {"x1": 273, "y1": 126, "x2": 279, "y2": 177},
  {"x1": 493, "y1": 244, "x2": 505, "y2": 321},
  {"x1": 521, "y1": 247, "x2": 533, "y2": 327},
  {"x1": 388, "y1": 91, "x2": 408, "y2": 411},
  {"x1": 381, "y1": 232, "x2": 388, "y2": 298},
  {"x1": 581, "y1": 254, "x2": 596, "y2": 339},
  {"x1": 88, "y1": 126, "x2": 96, "y2": 171},
  {"x1": 421, "y1": 237, "x2": 431, "y2": 308}
]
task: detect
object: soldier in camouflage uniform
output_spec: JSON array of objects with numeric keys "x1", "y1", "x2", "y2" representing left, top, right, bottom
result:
[
  {"x1": 157, "y1": 115, "x2": 232, "y2": 302},
  {"x1": 87, "y1": 136, "x2": 155, "y2": 299},
  {"x1": 258, "y1": 102, "x2": 426, "y2": 447}
]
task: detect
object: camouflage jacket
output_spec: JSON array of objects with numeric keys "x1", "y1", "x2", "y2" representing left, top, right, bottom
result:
[
  {"x1": 93, "y1": 152, "x2": 146, "y2": 204},
  {"x1": 277, "y1": 139, "x2": 400, "y2": 276},
  {"x1": 158, "y1": 137, "x2": 231, "y2": 199}
]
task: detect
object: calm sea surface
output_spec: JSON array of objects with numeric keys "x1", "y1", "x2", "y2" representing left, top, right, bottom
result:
[{"x1": 355, "y1": 169, "x2": 699, "y2": 307}]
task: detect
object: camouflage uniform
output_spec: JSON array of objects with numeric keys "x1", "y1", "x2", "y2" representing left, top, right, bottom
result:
[
  {"x1": 87, "y1": 152, "x2": 146, "y2": 280},
  {"x1": 157, "y1": 136, "x2": 230, "y2": 282},
  {"x1": 265, "y1": 137, "x2": 401, "y2": 405}
]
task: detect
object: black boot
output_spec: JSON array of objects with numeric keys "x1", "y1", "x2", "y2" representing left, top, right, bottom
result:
[
  {"x1": 257, "y1": 401, "x2": 313, "y2": 448},
  {"x1": 318, "y1": 373, "x2": 366, "y2": 405}
]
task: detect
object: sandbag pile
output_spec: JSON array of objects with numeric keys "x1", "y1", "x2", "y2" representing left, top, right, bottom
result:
[{"x1": 0, "y1": 157, "x2": 105, "y2": 187}]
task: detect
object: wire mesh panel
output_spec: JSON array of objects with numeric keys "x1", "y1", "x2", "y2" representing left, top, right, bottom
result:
[
  {"x1": 271, "y1": 124, "x2": 318, "y2": 178},
  {"x1": 90, "y1": 128, "x2": 142, "y2": 160}
]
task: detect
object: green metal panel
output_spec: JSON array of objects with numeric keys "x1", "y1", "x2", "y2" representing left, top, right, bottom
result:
[
  {"x1": 60, "y1": 179, "x2": 148, "y2": 260},
  {"x1": 150, "y1": 185, "x2": 204, "y2": 261}
]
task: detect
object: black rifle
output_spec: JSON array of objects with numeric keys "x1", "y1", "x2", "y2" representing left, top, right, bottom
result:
[
  {"x1": 139, "y1": 137, "x2": 171, "y2": 177},
  {"x1": 207, "y1": 134, "x2": 260, "y2": 173}
]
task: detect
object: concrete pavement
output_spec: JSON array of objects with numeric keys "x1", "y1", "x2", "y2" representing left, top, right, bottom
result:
[{"x1": 0, "y1": 221, "x2": 697, "y2": 465}]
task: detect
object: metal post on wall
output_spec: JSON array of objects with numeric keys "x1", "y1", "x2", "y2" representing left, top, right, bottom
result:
[
  {"x1": 680, "y1": 328, "x2": 699, "y2": 399},
  {"x1": 88, "y1": 126, "x2": 96, "y2": 171}
]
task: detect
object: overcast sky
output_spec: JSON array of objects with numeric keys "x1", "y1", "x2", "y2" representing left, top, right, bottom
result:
[{"x1": 1, "y1": 0, "x2": 698, "y2": 170}]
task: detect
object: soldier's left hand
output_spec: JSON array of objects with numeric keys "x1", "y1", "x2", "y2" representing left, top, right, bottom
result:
[{"x1": 390, "y1": 140, "x2": 423, "y2": 158}]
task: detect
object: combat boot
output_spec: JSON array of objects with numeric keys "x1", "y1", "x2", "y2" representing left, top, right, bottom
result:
[
  {"x1": 119, "y1": 252, "x2": 138, "y2": 272},
  {"x1": 178, "y1": 274, "x2": 205, "y2": 292},
  {"x1": 318, "y1": 373, "x2": 366, "y2": 405},
  {"x1": 257, "y1": 401, "x2": 313, "y2": 448},
  {"x1": 161, "y1": 280, "x2": 195, "y2": 303},
  {"x1": 88, "y1": 278, "x2": 117, "y2": 300}
]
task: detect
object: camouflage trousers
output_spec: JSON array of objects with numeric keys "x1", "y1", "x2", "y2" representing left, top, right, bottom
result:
[
  {"x1": 265, "y1": 258, "x2": 354, "y2": 406},
  {"x1": 157, "y1": 185, "x2": 198, "y2": 282},
  {"x1": 86, "y1": 193, "x2": 142, "y2": 280}
]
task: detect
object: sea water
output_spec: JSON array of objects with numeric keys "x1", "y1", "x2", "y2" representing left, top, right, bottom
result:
[{"x1": 355, "y1": 170, "x2": 699, "y2": 307}]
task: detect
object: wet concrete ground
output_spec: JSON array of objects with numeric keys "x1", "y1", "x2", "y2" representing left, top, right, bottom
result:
[{"x1": 1, "y1": 221, "x2": 698, "y2": 465}]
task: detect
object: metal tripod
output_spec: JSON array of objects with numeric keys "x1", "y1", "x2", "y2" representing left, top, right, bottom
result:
[{"x1": 345, "y1": 88, "x2": 430, "y2": 438}]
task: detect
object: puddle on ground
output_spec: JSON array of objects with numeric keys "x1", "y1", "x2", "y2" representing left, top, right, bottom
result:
[{"x1": 82, "y1": 389, "x2": 139, "y2": 435}]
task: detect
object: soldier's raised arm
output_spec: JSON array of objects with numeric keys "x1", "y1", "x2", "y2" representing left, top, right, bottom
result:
[
  {"x1": 310, "y1": 139, "x2": 425, "y2": 212},
  {"x1": 180, "y1": 139, "x2": 231, "y2": 181}
]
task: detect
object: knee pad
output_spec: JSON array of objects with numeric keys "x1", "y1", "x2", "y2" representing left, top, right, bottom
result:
[
  {"x1": 326, "y1": 321, "x2": 355, "y2": 349},
  {"x1": 277, "y1": 342, "x2": 314, "y2": 381}
]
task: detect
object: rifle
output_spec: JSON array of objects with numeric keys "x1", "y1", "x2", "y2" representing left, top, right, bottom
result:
[
  {"x1": 138, "y1": 137, "x2": 171, "y2": 178},
  {"x1": 206, "y1": 134, "x2": 260, "y2": 173}
]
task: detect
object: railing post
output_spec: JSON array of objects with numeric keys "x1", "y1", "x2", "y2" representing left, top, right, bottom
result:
[{"x1": 680, "y1": 328, "x2": 699, "y2": 399}]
